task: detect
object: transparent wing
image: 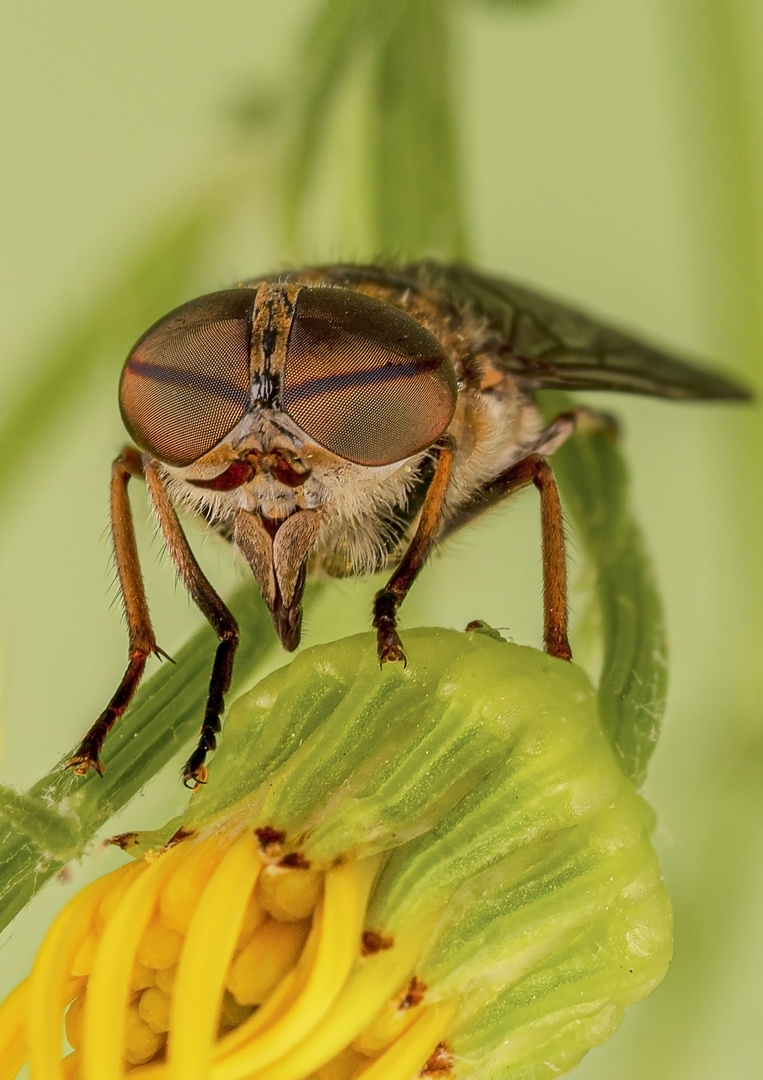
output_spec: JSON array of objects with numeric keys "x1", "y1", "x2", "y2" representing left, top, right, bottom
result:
[{"x1": 410, "y1": 261, "x2": 751, "y2": 401}]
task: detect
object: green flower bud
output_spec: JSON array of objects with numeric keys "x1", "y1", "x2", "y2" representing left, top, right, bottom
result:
[{"x1": 0, "y1": 628, "x2": 671, "y2": 1079}]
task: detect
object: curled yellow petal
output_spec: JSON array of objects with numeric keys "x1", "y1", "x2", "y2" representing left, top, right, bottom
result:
[
  {"x1": 241, "y1": 923, "x2": 423, "y2": 1080},
  {"x1": 27, "y1": 862, "x2": 138, "y2": 1080},
  {"x1": 0, "y1": 979, "x2": 28, "y2": 1080},
  {"x1": 80, "y1": 844, "x2": 185, "y2": 1080},
  {"x1": 354, "y1": 1002, "x2": 456, "y2": 1080},
  {"x1": 213, "y1": 857, "x2": 363, "y2": 1079},
  {"x1": 351, "y1": 976, "x2": 426, "y2": 1056},
  {"x1": 167, "y1": 830, "x2": 262, "y2": 1080}
]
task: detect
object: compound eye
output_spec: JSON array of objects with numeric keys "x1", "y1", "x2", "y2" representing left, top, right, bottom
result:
[
  {"x1": 119, "y1": 290, "x2": 255, "y2": 467},
  {"x1": 282, "y1": 288, "x2": 457, "y2": 466}
]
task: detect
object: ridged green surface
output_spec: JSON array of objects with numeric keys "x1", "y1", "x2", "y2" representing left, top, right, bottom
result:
[
  {"x1": 174, "y1": 626, "x2": 672, "y2": 1078},
  {"x1": 183, "y1": 627, "x2": 592, "y2": 844}
]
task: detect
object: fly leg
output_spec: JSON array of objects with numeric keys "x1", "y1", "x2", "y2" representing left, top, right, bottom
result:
[
  {"x1": 444, "y1": 449, "x2": 571, "y2": 660},
  {"x1": 442, "y1": 405, "x2": 617, "y2": 542},
  {"x1": 373, "y1": 436, "x2": 456, "y2": 665},
  {"x1": 529, "y1": 406, "x2": 619, "y2": 458},
  {"x1": 439, "y1": 406, "x2": 618, "y2": 661},
  {"x1": 143, "y1": 460, "x2": 239, "y2": 787},
  {"x1": 68, "y1": 447, "x2": 166, "y2": 777},
  {"x1": 480, "y1": 453, "x2": 571, "y2": 659}
]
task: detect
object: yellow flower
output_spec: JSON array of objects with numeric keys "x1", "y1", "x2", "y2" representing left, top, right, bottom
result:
[
  {"x1": 1, "y1": 831, "x2": 448, "y2": 1078},
  {"x1": 0, "y1": 629, "x2": 672, "y2": 1079}
]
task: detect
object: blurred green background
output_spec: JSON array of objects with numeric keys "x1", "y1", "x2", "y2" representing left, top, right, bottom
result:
[{"x1": 1, "y1": 1, "x2": 761, "y2": 1077}]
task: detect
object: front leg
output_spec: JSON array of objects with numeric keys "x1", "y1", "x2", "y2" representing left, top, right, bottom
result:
[
  {"x1": 68, "y1": 447, "x2": 164, "y2": 777},
  {"x1": 144, "y1": 461, "x2": 239, "y2": 787},
  {"x1": 373, "y1": 436, "x2": 456, "y2": 664}
]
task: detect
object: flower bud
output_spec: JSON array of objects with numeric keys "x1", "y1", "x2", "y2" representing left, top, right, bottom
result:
[{"x1": 0, "y1": 628, "x2": 672, "y2": 1078}]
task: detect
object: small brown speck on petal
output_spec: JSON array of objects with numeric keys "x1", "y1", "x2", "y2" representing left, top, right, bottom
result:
[
  {"x1": 279, "y1": 851, "x2": 311, "y2": 869},
  {"x1": 400, "y1": 976, "x2": 427, "y2": 1010},
  {"x1": 420, "y1": 1041, "x2": 454, "y2": 1077},
  {"x1": 255, "y1": 826, "x2": 286, "y2": 852},
  {"x1": 361, "y1": 930, "x2": 394, "y2": 955}
]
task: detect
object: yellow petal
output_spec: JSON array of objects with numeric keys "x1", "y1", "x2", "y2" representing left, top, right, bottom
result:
[
  {"x1": 166, "y1": 830, "x2": 262, "y2": 1080},
  {"x1": 80, "y1": 843, "x2": 186, "y2": 1080},
  {"x1": 213, "y1": 858, "x2": 363, "y2": 1079},
  {"x1": 27, "y1": 862, "x2": 138, "y2": 1080},
  {"x1": 238, "y1": 922, "x2": 421, "y2": 1080},
  {"x1": 0, "y1": 979, "x2": 28, "y2": 1080},
  {"x1": 354, "y1": 1003, "x2": 455, "y2": 1080},
  {"x1": 352, "y1": 977, "x2": 425, "y2": 1057}
]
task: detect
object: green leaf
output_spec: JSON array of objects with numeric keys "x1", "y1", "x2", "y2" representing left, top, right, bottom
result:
[
  {"x1": 281, "y1": 0, "x2": 379, "y2": 242},
  {"x1": 368, "y1": 0, "x2": 467, "y2": 258},
  {"x1": 539, "y1": 392, "x2": 668, "y2": 787},
  {"x1": 0, "y1": 785, "x2": 81, "y2": 863},
  {"x1": 282, "y1": 0, "x2": 467, "y2": 259}
]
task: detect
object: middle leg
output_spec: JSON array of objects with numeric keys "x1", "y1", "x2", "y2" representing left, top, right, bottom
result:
[
  {"x1": 448, "y1": 450, "x2": 572, "y2": 661},
  {"x1": 437, "y1": 406, "x2": 619, "y2": 661}
]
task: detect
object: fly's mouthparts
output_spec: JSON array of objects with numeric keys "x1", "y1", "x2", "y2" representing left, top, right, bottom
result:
[{"x1": 274, "y1": 600, "x2": 303, "y2": 652}]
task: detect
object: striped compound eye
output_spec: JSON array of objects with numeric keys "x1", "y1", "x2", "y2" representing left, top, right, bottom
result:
[
  {"x1": 281, "y1": 288, "x2": 457, "y2": 466},
  {"x1": 119, "y1": 290, "x2": 255, "y2": 467}
]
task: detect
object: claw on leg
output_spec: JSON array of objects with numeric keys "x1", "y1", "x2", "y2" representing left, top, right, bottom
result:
[
  {"x1": 378, "y1": 633, "x2": 407, "y2": 666},
  {"x1": 66, "y1": 746, "x2": 105, "y2": 778},
  {"x1": 182, "y1": 761, "x2": 208, "y2": 790},
  {"x1": 373, "y1": 589, "x2": 408, "y2": 665}
]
